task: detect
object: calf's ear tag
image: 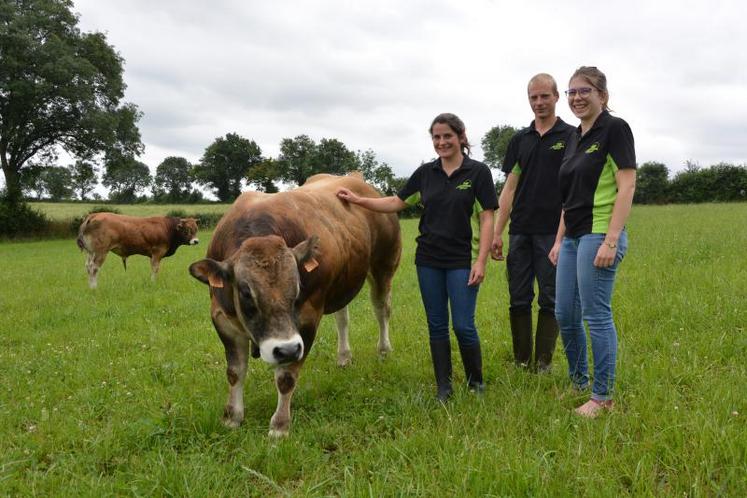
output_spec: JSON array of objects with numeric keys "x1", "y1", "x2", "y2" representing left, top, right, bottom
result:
[
  {"x1": 303, "y1": 258, "x2": 319, "y2": 272},
  {"x1": 208, "y1": 274, "x2": 224, "y2": 288}
]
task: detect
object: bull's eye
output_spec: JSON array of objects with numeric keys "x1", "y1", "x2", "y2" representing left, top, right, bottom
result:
[{"x1": 238, "y1": 284, "x2": 256, "y2": 315}]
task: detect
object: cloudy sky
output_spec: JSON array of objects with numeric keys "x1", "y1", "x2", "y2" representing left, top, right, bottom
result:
[{"x1": 71, "y1": 0, "x2": 746, "y2": 180}]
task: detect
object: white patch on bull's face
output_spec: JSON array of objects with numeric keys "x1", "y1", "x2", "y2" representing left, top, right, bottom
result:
[
  {"x1": 260, "y1": 336, "x2": 304, "y2": 365},
  {"x1": 189, "y1": 237, "x2": 199, "y2": 245}
]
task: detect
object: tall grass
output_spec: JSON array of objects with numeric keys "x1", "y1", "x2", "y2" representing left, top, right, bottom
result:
[{"x1": 0, "y1": 203, "x2": 745, "y2": 496}]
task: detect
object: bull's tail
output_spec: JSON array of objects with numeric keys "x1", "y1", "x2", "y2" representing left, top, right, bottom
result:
[{"x1": 76, "y1": 214, "x2": 97, "y2": 252}]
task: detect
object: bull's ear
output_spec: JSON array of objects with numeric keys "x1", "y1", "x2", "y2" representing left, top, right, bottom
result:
[
  {"x1": 292, "y1": 235, "x2": 320, "y2": 273},
  {"x1": 189, "y1": 259, "x2": 230, "y2": 288}
]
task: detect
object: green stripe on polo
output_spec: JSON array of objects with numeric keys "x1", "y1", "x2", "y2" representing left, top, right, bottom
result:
[
  {"x1": 471, "y1": 201, "x2": 481, "y2": 261},
  {"x1": 403, "y1": 192, "x2": 421, "y2": 207},
  {"x1": 511, "y1": 162, "x2": 522, "y2": 176},
  {"x1": 591, "y1": 154, "x2": 619, "y2": 233}
]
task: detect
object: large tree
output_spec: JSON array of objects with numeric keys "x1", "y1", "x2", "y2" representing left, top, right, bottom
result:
[
  {"x1": 69, "y1": 159, "x2": 97, "y2": 200},
  {"x1": 481, "y1": 124, "x2": 519, "y2": 169},
  {"x1": 276, "y1": 135, "x2": 316, "y2": 186},
  {"x1": 193, "y1": 133, "x2": 262, "y2": 202},
  {"x1": 102, "y1": 153, "x2": 150, "y2": 202},
  {"x1": 357, "y1": 149, "x2": 396, "y2": 195},
  {"x1": 245, "y1": 158, "x2": 279, "y2": 193},
  {"x1": 0, "y1": 0, "x2": 143, "y2": 202},
  {"x1": 276, "y1": 135, "x2": 359, "y2": 186},
  {"x1": 153, "y1": 156, "x2": 193, "y2": 202},
  {"x1": 313, "y1": 138, "x2": 358, "y2": 176},
  {"x1": 39, "y1": 165, "x2": 72, "y2": 200}
]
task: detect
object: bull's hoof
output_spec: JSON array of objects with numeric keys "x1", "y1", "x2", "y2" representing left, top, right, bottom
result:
[
  {"x1": 222, "y1": 406, "x2": 243, "y2": 429},
  {"x1": 377, "y1": 342, "x2": 393, "y2": 356},
  {"x1": 268, "y1": 428, "x2": 289, "y2": 438},
  {"x1": 222, "y1": 417, "x2": 242, "y2": 429},
  {"x1": 336, "y1": 350, "x2": 352, "y2": 367}
]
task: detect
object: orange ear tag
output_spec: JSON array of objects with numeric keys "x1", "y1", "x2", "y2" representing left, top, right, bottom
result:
[
  {"x1": 208, "y1": 274, "x2": 224, "y2": 288},
  {"x1": 303, "y1": 258, "x2": 319, "y2": 272}
]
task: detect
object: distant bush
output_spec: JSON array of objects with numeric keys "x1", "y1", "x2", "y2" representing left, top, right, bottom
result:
[
  {"x1": 69, "y1": 207, "x2": 122, "y2": 235},
  {"x1": 191, "y1": 212, "x2": 224, "y2": 229},
  {"x1": 165, "y1": 209, "x2": 223, "y2": 229},
  {"x1": 0, "y1": 199, "x2": 50, "y2": 239}
]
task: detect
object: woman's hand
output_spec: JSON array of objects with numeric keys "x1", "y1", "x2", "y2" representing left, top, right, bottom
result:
[
  {"x1": 468, "y1": 260, "x2": 486, "y2": 286},
  {"x1": 336, "y1": 187, "x2": 361, "y2": 204},
  {"x1": 593, "y1": 242, "x2": 616, "y2": 268}
]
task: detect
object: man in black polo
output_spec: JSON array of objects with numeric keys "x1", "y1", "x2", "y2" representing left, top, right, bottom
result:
[{"x1": 491, "y1": 73, "x2": 574, "y2": 372}]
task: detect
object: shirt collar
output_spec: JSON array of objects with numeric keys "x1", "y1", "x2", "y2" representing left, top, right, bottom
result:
[
  {"x1": 531, "y1": 117, "x2": 569, "y2": 135},
  {"x1": 576, "y1": 110, "x2": 610, "y2": 135},
  {"x1": 431, "y1": 156, "x2": 474, "y2": 171}
]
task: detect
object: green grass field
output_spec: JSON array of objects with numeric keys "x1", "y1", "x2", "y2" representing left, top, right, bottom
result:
[
  {"x1": 28, "y1": 201, "x2": 231, "y2": 221},
  {"x1": 1, "y1": 203, "x2": 745, "y2": 496}
]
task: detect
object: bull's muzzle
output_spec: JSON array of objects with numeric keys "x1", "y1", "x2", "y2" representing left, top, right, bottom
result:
[
  {"x1": 260, "y1": 336, "x2": 304, "y2": 365},
  {"x1": 189, "y1": 238, "x2": 200, "y2": 245}
]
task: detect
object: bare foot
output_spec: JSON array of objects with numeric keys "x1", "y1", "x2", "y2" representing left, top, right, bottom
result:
[{"x1": 574, "y1": 398, "x2": 614, "y2": 418}]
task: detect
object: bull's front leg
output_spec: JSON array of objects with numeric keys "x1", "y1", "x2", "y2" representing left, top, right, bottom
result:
[
  {"x1": 149, "y1": 254, "x2": 162, "y2": 281},
  {"x1": 213, "y1": 313, "x2": 250, "y2": 429},
  {"x1": 269, "y1": 362, "x2": 301, "y2": 437},
  {"x1": 334, "y1": 307, "x2": 352, "y2": 366}
]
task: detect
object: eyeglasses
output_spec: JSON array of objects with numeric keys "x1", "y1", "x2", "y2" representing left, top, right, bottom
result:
[{"x1": 565, "y1": 87, "x2": 594, "y2": 98}]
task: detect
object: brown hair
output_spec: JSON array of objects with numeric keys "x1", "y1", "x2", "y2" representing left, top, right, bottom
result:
[
  {"x1": 570, "y1": 66, "x2": 611, "y2": 111},
  {"x1": 528, "y1": 73, "x2": 559, "y2": 97},
  {"x1": 429, "y1": 113, "x2": 471, "y2": 156}
]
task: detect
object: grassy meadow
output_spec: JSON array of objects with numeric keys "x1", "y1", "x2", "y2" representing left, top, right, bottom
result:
[
  {"x1": 0, "y1": 203, "x2": 745, "y2": 496},
  {"x1": 27, "y1": 201, "x2": 231, "y2": 221}
]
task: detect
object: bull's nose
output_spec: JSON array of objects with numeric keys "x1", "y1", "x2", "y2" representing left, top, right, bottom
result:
[
  {"x1": 273, "y1": 342, "x2": 302, "y2": 363},
  {"x1": 190, "y1": 238, "x2": 199, "y2": 245}
]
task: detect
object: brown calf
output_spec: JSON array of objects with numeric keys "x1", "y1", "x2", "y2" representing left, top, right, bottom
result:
[{"x1": 77, "y1": 213, "x2": 199, "y2": 288}]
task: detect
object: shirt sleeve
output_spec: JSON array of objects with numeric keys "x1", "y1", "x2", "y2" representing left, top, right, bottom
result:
[
  {"x1": 501, "y1": 134, "x2": 521, "y2": 176},
  {"x1": 397, "y1": 166, "x2": 422, "y2": 206},
  {"x1": 474, "y1": 165, "x2": 499, "y2": 211},
  {"x1": 608, "y1": 118, "x2": 636, "y2": 170}
]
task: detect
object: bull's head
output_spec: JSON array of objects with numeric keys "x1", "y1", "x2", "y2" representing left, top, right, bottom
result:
[
  {"x1": 178, "y1": 218, "x2": 200, "y2": 246},
  {"x1": 189, "y1": 235, "x2": 319, "y2": 365}
]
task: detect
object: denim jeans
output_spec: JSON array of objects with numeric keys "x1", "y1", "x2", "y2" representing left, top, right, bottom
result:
[
  {"x1": 506, "y1": 233, "x2": 557, "y2": 314},
  {"x1": 555, "y1": 231, "x2": 628, "y2": 401},
  {"x1": 416, "y1": 266, "x2": 480, "y2": 347}
]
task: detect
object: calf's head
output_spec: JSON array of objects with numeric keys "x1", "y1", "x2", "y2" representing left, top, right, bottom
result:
[
  {"x1": 177, "y1": 218, "x2": 200, "y2": 246},
  {"x1": 189, "y1": 235, "x2": 319, "y2": 365}
]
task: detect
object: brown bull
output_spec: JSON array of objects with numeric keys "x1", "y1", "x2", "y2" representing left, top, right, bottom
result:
[
  {"x1": 189, "y1": 173, "x2": 401, "y2": 436},
  {"x1": 77, "y1": 213, "x2": 199, "y2": 288}
]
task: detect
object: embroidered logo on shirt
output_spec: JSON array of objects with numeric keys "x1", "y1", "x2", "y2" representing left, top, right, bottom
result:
[
  {"x1": 456, "y1": 180, "x2": 472, "y2": 190},
  {"x1": 550, "y1": 141, "x2": 566, "y2": 151},
  {"x1": 585, "y1": 142, "x2": 600, "y2": 154}
]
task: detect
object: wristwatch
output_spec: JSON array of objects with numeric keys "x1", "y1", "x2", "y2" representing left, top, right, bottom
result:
[{"x1": 604, "y1": 241, "x2": 617, "y2": 249}]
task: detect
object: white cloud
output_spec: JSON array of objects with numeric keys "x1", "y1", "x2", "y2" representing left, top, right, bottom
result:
[{"x1": 37, "y1": 0, "x2": 747, "y2": 180}]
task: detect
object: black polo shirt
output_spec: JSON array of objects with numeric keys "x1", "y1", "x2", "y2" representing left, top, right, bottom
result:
[
  {"x1": 502, "y1": 117, "x2": 574, "y2": 234},
  {"x1": 398, "y1": 157, "x2": 498, "y2": 269},
  {"x1": 559, "y1": 111, "x2": 636, "y2": 238}
]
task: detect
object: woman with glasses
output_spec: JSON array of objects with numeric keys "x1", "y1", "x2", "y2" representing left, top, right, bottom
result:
[
  {"x1": 337, "y1": 113, "x2": 497, "y2": 402},
  {"x1": 548, "y1": 66, "x2": 637, "y2": 417}
]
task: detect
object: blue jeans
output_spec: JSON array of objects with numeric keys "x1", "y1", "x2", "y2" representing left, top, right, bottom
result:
[
  {"x1": 555, "y1": 231, "x2": 628, "y2": 401},
  {"x1": 416, "y1": 266, "x2": 480, "y2": 347}
]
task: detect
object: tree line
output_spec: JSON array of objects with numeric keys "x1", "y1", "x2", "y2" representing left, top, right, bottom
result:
[{"x1": 14, "y1": 133, "x2": 400, "y2": 203}]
